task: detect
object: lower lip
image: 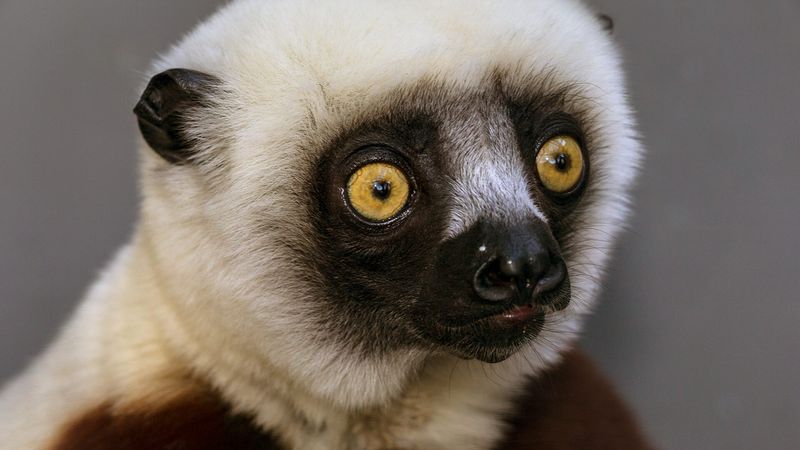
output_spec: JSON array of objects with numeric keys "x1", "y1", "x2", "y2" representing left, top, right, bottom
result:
[{"x1": 496, "y1": 304, "x2": 539, "y2": 325}]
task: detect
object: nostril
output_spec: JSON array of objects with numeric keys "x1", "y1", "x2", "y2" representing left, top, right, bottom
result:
[
  {"x1": 486, "y1": 266, "x2": 514, "y2": 288},
  {"x1": 533, "y1": 259, "x2": 566, "y2": 296},
  {"x1": 474, "y1": 258, "x2": 518, "y2": 302}
]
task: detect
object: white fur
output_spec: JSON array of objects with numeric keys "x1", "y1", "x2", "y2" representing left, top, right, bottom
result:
[{"x1": 0, "y1": 0, "x2": 641, "y2": 449}]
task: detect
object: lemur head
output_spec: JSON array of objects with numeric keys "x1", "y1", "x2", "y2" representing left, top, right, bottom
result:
[{"x1": 134, "y1": 0, "x2": 640, "y2": 409}]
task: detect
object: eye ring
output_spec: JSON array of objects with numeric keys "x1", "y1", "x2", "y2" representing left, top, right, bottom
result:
[{"x1": 534, "y1": 135, "x2": 587, "y2": 197}]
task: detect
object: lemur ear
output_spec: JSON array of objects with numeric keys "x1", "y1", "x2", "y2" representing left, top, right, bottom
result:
[
  {"x1": 597, "y1": 14, "x2": 614, "y2": 34},
  {"x1": 133, "y1": 69, "x2": 221, "y2": 164}
]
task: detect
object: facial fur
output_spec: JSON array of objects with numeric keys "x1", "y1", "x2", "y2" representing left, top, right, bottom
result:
[{"x1": 134, "y1": 0, "x2": 641, "y2": 412}]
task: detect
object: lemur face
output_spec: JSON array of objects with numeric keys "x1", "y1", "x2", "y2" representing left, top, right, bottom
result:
[
  {"x1": 135, "y1": 0, "x2": 640, "y2": 407},
  {"x1": 312, "y1": 82, "x2": 590, "y2": 364}
]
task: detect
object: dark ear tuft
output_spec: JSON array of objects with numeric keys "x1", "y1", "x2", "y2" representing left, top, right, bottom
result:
[
  {"x1": 597, "y1": 14, "x2": 614, "y2": 34},
  {"x1": 134, "y1": 69, "x2": 221, "y2": 164}
]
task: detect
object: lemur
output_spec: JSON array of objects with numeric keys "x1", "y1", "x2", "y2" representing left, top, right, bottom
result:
[{"x1": 0, "y1": 0, "x2": 651, "y2": 448}]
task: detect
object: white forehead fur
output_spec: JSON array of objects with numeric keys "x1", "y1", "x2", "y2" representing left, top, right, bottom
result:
[{"x1": 138, "y1": 0, "x2": 641, "y2": 414}]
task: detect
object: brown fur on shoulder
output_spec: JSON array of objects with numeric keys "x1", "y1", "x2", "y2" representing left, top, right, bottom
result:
[
  {"x1": 498, "y1": 348, "x2": 653, "y2": 450},
  {"x1": 50, "y1": 388, "x2": 284, "y2": 450}
]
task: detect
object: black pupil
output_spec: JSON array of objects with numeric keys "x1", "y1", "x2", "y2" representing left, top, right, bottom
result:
[
  {"x1": 372, "y1": 180, "x2": 392, "y2": 200},
  {"x1": 554, "y1": 153, "x2": 570, "y2": 171}
]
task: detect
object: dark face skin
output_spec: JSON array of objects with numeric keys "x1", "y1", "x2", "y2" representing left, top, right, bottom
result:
[
  {"x1": 135, "y1": 69, "x2": 592, "y2": 364},
  {"x1": 310, "y1": 82, "x2": 591, "y2": 364}
]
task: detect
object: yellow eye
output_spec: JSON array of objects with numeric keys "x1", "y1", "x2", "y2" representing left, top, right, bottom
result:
[
  {"x1": 346, "y1": 162, "x2": 411, "y2": 222},
  {"x1": 535, "y1": 135, "x2": 585, "y2": 194}
]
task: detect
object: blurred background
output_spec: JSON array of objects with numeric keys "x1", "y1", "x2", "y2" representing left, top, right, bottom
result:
[{"x1": 1, "y1": 1, "x2": 798, "y2": 448}]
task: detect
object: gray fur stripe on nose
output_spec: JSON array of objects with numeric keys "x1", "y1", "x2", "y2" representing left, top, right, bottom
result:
[
  {"x1": 445, "y1": 159, "x2": 547, "y2": 239},
  {"x1": 438, "y1": 101, "x2": 547, "y2": 239}
]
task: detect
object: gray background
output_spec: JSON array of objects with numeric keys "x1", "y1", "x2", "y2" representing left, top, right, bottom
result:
[{"x1": 1, "y1": 1, "x2": 798, "y2": 448}]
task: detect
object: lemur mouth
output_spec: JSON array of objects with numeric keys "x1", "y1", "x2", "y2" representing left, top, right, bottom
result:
[
  {"x1": 428, "y1": 303, "x2": 548, "y2": 363},
  {"x1": 475, "y1": 303, "x2": 547, "y2": 335}
]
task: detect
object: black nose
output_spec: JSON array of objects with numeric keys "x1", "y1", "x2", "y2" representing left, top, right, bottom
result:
[{"x1": 473, "y1": 224, "x2": 566, "y2": 305}]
